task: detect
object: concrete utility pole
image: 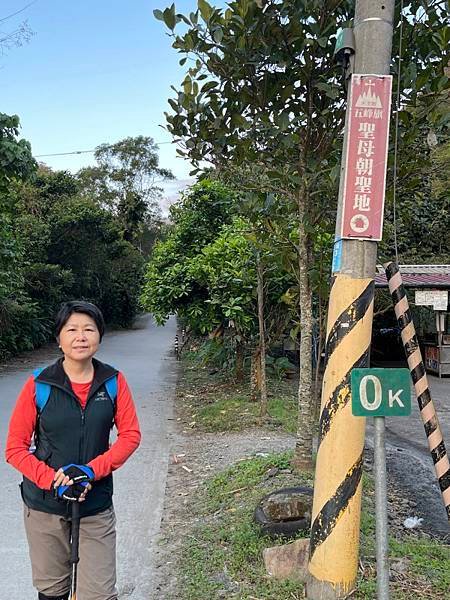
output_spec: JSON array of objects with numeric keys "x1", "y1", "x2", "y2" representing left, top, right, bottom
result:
[{"x1": 307, "y1": 2, "x2": 395, "y2": 598}]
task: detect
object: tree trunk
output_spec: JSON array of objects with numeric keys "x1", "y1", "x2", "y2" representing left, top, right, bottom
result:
[
  {"x1": 292, "y1": 206, "x2": 314, "y2": 472},
  {"x1": 313, "y1": 293, "x2": 326, "y2": 419},
  {"x1": 257, "y1": 255, "x2": 268, "y2": 417},
  {"x1": 250, "y1": 348, "x2": 261, "y2": 402},
  {"x1": 236, "y1": 343, "x2": 244, "y2": 382}
]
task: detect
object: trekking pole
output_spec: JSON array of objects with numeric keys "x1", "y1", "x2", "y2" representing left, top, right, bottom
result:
[{"x1": 70, "y1": 501, "x2": 80, "y2": 600}]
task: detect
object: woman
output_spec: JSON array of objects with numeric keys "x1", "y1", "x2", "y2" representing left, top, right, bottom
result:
[{"x1": 5, "y1": 301, "x2": 141, "y2": 600}]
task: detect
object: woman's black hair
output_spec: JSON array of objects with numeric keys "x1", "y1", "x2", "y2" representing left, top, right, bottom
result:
[{"x1": 55, "y1": 301, "x2": 105, "y2": 341}]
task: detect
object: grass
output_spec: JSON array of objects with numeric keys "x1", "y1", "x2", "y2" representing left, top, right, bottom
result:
[
  {"x1": 174, "y1": 349, "x2": 450, "y2": 599},
  {"x1": 356, "y1": 473, "x2": 450, "y2": 599},
  {"x1": 178, "y1": 452, "x2": 312, "y2": 600},
  {"x1": 177, "y1": 352, "x2": 298, "y2": 434},
  {"x1": 177, "y1": 453, "x2": 450, "y2": 600}
]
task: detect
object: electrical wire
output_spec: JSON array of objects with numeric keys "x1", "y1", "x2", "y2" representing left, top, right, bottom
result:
[
  {"x1": 35, "y1": 150, "x2": 96, "y2": 158},
  {"x1": 0, "y1": 0, "x2": 39, "y2": 23},
  {"x1": 392, "y1": 0, "x2": 404, "y2": 265},
  {"x1": 35, "y1": 141, "x2": 173, "y2": 158}
]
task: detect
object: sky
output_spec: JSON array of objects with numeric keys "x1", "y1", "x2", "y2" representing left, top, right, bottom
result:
[{"x1": 1, "y1": 0, "x2": 206, "y2": 211}]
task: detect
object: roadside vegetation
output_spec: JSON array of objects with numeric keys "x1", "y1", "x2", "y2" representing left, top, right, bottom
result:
[
  {"x1": 179, "y1": 450, "x2": 450, "y2": 600},
  {"x1": 180, "y1": 452, "x2": 311, "y2": 600},
  {"x1": 145, "y1": 0, "x2": 450, "y2": 474},
  {"x1": 146, "y1": 5, "x2": 449, "y2": 592},
  {"x1": 177, "y1": 349, "x2": 298, "y2": 434},
  {"x1": 169, "y1": 352, "x2": 450, "y2": 600},
  {"x1": 0, "y1": 118, "x2": 171, "y2": 360}
]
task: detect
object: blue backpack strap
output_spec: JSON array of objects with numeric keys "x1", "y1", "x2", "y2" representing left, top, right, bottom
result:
[
  {"x1": 105, "y1": 375, "x2": 118, "y2": 408},
  {"x1": 33, "y1": 368, "x2": 52, "y2": 414}
]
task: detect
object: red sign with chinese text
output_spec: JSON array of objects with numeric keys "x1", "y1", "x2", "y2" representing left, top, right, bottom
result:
[{"x1": 341, "y1": 74, "x2": 393, "y2": 241}]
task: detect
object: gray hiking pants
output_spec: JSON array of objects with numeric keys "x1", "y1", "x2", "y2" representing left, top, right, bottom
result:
[{"x1": 24, "y1": 504, "x2": 117, "y2": 600}]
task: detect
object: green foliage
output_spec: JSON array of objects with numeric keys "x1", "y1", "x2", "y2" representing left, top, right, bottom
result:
[
  {"x1": 381, "y1": 86, "x2": 450, "y2": 264},
  {"x1": 142, "y1": 179, "x2": 295, "y2": 375},
  {"x1": 0, "y1": 113, "x2": 40, "y2": 357},
  {"x1": 157, "y1": 0, "x2": 354, "y2": 246},
  {"x1": 265, "y1": 355, "x2": 296, "y2": 380},
  {"x1": 158, "y1": 0, "x2": 449, "y2": 269},
  {"x1": 0, "y1": 160, "x2": 145, "y2": 359},
  {"x1": 0, "y1": 298, "x2": 49, "y2": 357},
  {"x1": 189, "y1": 217, "x2": 258, "y2": 336},
  {"x1": 140, "y1": 179, "x2": 236, "y2": 329},
  {"x1": 156, "y1": 1, "x2": 450, "y2": 408},
  {"x1": 0, "y1": 123, "x2": 151, "y2": 359},
  {"x1": 0, "y1": 112, "x2": 35, "y2": 193},
  {"x1": 99, "y1": 239, "x2": 145, "y2": 326},
  {"x1": 193, "y1": 337, "x2": 237, "y2": 371},
  {"x1": 23, "y1": 171, "x2": 145, "y2": 328},
  {"x1": 77, "y1": 136, "x2": 174, "y2": 246},
  {"x1": 160, "y1": 1, "x2": 448, "y2": 181},
  {"x1": 178, "y1": 348, "x2": 298, "y2": 433},
  {"x1": 0, "y1": 217, "x2": 43, "y2": 356},
  {"x1": 168, "y1": 178, "x2": 236, "y2": 250}
]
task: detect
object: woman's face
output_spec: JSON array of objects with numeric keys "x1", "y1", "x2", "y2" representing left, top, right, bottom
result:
[{"x1": 58, "y1": 312, "x2": 100, "y2": 363}]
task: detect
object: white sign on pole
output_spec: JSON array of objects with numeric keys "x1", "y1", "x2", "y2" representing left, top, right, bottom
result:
[{"x1": 415, "y1": 290, "x2": 448, "y2": 311}]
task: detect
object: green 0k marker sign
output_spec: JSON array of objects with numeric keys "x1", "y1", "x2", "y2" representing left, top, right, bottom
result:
[{"x1": 351, "y1": 368, "x2": 412, "y2": 417}]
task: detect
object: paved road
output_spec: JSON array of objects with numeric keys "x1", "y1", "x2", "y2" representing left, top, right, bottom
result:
[
  {"x1": 366, "y1": 372, "x2": 450, "y2": 537},
  {"x1": 0, "y1": 315, "x2": 177, "y2": 599},
  {"x1": 384, "y1": 374, "x2": 449, "y2": 463}
]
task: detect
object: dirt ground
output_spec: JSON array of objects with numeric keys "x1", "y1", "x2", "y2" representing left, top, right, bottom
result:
[{"x1": 151, "y1": 425, "x2": 297, "y2": 599}]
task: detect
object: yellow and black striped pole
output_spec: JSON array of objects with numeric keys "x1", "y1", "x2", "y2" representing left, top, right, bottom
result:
[
  {"x1": 307, "y1": 274, "x2": 374, "y2": 596},
  {"x1": 385, "y1": 262, "x2": 450, "y2": 521},
  {"x1": 307, "y1": 2, "x2": 395, "y2": 597}
]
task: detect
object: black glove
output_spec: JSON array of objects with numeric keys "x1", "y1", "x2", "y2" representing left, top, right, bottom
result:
[
  {"x1": 61, "y1": 463, "x2": 94, "y2": 483},
  {"x1": 54, "y1": 464, "x2": 94, "y2": 502},
  {"x1": 55, "y1": 482, "x2": 88, "y2": 502}
]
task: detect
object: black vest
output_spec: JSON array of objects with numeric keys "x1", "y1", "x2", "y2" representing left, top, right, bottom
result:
[{"x1": 21, "y1": 358, "x2": 118, "y2": 517}]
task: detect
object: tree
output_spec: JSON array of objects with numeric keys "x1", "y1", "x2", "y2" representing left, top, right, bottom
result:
[
  {"x1": 155, "y1": 0, "x2": 449, "y2": 469},
  {"x1": 142, "y1": 179, "x2": 294, "y2": 398},
  {"x1": 78, "y1": 136, "x2": 174, "y2": 246},
  {"x1": 0, "y1": 113, "x2": 35, "y2": 194},
  {"x1": 190, "y1": 217, "x2": 259, "y2": 377},
  {"x1": 140, "y1": 179, "x2": 236, "y2": 327},
  {"x1": 15, "y1": 168, "x2": 145, "y2": 328},
  {"x1": 0, "y1": 112, "x2": 39, "y2": 357},
  {"x1": 381, "y1": 95, "x2": 450, "y2": 264},
  {"x1": 0, "y1": 119, "x2": 150, "y2": 357},
  {"x1": 155, "y1": 0, "x2": 350, "y2": 470}
]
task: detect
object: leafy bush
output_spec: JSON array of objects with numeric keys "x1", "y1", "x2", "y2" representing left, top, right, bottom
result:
[
  {"x1": 194, "y1": 337, "x2": 237, "y2": 372},
  {"x1": 265, "y1": 355, "x2": 297, "y2": 380}
]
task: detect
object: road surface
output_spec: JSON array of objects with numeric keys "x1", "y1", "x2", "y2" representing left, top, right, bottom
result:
[
  {"x1": 367, "y1": 372, "x2": 450, "y2": 537},
  {"x1": 0, "y1": 314, "x2": 177, "y2": 599}
]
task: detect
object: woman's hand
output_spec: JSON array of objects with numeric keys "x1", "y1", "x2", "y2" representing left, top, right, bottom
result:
[
  {"x1": 53, "y1": 467, "x2": 73, "y2": 488},
  {"x1": 53, "y1": 468, "x2": 92, "y2": 502},
  {"x1": 78, "y1": 483, "x2": 92, "y2": 502}
]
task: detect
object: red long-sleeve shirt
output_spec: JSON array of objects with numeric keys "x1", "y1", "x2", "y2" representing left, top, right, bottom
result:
[{"x1": 5, "y1": 371, "x2": 141, "y2": 490}]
